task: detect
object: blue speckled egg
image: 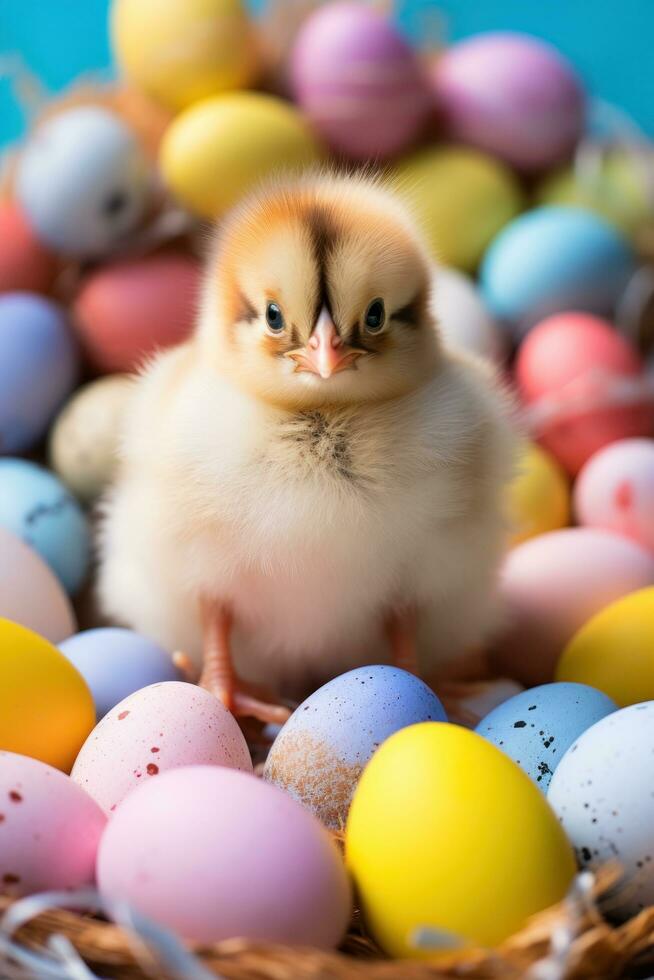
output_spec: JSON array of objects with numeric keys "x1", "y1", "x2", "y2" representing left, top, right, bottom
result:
[
  {"x1": 479, "y1": 206, "x2": 636, "y2": 338},
  {"x1": 263, "y1": 665, "x2": 446, "y2": 829},
  {"x1": 0, "y1": 459, "x2": 90, "y2": 594},
  {"x1": 59, "y1": 628, "x2": 181, "y2": 720},
  {"x1": 0, "y1": 293, "x2": 79, "y2": 454},
  {"x1": 15, "y1": 106, "x2": 151, "y2": 258},
  {"x1": 476, "y1": 681, "x2": 617, "y2": 792}
]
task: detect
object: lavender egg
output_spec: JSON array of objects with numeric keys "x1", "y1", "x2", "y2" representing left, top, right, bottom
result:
[{"x1": 264, "y1": 665, "x2": 446, "y2": 829}]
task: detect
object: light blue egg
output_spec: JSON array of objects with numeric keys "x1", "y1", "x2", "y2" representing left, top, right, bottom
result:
[
  {"x1": 480, "y1": 206, "x2": 636, "y2": 338},
  {"x1": 475, "y1": 681, "x2": 617, "y2": 792},
  {"x1": 59, "y1": 628, "x2": 181, "y2": 720},
  {"x1": 16, "y1": 106, "x2": 151, "y2": 258},
  {"x1": 0, "y1": 459, "x2": 90, "y2": 594},
  {"x1": 263, "y1": 664, "x2": 446, "y2": 828},
  {"x1": 0, "y1": 293, "x2": 79, "y2": 454}
]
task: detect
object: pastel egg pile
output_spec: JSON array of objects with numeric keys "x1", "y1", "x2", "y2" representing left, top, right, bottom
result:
[{"x1": 1, "y1": 0, "x2": 654, "y2": 964}]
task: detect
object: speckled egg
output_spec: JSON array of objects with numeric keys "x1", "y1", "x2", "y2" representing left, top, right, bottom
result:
[
  {"x1": 574, "y1": 439, "x2": 654, "y2": 553},
  {"x1": 506, "y1": 442, "x2": 570, "y2": 545},
  {"x1": 431, "y1": 265, "x2": 504, "y2": 363},
  {"x1": 49, "y1": 375, "x2": 133, "y2": 503},
  {"x1": 480, "y1": 207, "x2": 636, "y2": 338},
  {"x1": 493, "y1": 528, "x2": 654, "y2": 687},
  {"x1": 548, "y1": 702, "x2": 654, "y2": 919},
  {"x1": 0, "y1": 201, "x2": 58, "y2": 293},
  {"x1": 476, "y1": 682, "x2": 617, "y2": 792},
  {"x1": 263, "y1": 665, "x2": 446, "y2": 829},
  {"x1": 0, "y1": 527, "x2": 75, "y2": 643},
  {"x1": 15, "y1": 106, "x2": 151, "y2": 258},
  {"x1": 98, "y1": 766, "x2": 352, "y2": 945},
  {"x1": 0, "y1": 459, "x2": 90, "y2": 595},
  {"x1": 0, "y1": 751, "x2": 105, "y2": 897},
  {"x1": 71, "y1": 681, "x2": 252, "y2": 814},
  {"x1": 0, "y1": 293, "x2": 79, "y2": 454}
]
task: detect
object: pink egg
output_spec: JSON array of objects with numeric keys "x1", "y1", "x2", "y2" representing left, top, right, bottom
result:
[
  {"x1": 98, "y1": 766, "x2": 352, "y2": 946},
  {"x1": 0, "y1": 751, "x2": 105, "y2": 897},
  {"x1": 0, "y1": 526, "x2": 76, "y2": 643},
  {"x1": 72, "y1": 252, "x2": 200, "y2": 373},
  {"x1": 575, "y1": 439, "x2": 654, "y2": 552},
  {"x1": 291, "y1": 1, "x2": 431, "y2": 161},
  {"x1": 71, "y1": 682, "x2": 252, "y2": 814},
  {"x1": 493, "y1": 528, "x2": 654, "y2": 686},
  {"x1": 432, "y1": 32, "x2": 585, "y2": 172},
  {"x1": 0, "y1": 201, "x2": 58, "y2": 294},
  {"x1": 516, "y1": 312, "x2": 654, "y2": 475}
]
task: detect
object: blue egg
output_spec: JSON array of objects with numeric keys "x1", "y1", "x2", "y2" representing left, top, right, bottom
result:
[
  {"x1": 263, "y1": 664, "x2": 446, "y2": 828},
  {"x1": 480, "y1": 206, "x2": 636, "y2": 338},
  {"x1": 0, "y1": 293, "x2": 79, "y2": 454},
  {"x1": 16, "y1": 106, "x2": 151, "y2": 258},
  {"x1": 0, "y1": 459, "x2": 90, "y2": 594},
  {"x1": 475, "y1": 681, "x2": 617, "y2": 792},
  {"x1": 59, "y1": 628, "x2": 181, "y2": 719}
]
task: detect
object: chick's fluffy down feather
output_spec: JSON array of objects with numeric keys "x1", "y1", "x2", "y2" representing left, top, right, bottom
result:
[{"x1": 98, "y1": 175, "x2": 518, "y2": 698}]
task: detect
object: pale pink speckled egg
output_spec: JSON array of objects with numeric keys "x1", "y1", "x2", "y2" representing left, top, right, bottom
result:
[
  {"x1": 0, "y1": 750, "x2": 105, "y2": 897},
  {"x1": 97, "y1": 765, "x2": 352, "y2": 946},
  {"x1": 71, "y1": 682, "x2": 252, "y2": 815}
]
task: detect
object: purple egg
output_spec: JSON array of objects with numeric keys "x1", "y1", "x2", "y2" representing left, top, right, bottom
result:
[
  {"x1": 291, "y1": 1, "x2": 431, "y2": 161},
  {"x1": 0, "y1": 293, "x2": 79, "y2": 453},
  {"x1": 432, "y1": 32, "x2": 585, "y2": 172}
]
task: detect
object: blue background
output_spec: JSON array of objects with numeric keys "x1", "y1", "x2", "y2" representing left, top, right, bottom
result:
[{"x1": 1, "y1": 0, "x2": 652, "y2": 150}]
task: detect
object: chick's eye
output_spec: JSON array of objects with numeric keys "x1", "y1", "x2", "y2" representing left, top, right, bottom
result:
[
  {"x1": 266, "y1": 302, "x2": 285, "y2": 332},
  {"x1": 364, "y1": 299, "x2": 385, "y2": 333}
]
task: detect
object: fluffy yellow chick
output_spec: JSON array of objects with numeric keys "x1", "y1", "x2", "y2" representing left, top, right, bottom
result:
[{"x1": 98, "y1": 173, "x2": 517, "y2": 722}]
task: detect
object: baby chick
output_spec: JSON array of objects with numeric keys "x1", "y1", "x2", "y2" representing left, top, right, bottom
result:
[{"x1": 98, "y1": 173, "x2": 517, "y2": 722}]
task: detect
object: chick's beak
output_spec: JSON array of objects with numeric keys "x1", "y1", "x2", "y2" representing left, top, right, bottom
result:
[{"x1": 286, "y1": 308, "x2": 366, "y2": 379}]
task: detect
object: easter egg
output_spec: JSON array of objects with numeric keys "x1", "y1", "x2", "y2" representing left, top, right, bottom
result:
[
  {"x1": 556, "y1": 587, "x2": 654, "y2": 706},
  {"x1": 73, "y1": 254, "x2": 199, "y2": 373},
  {"x1": 548, "y1": 702, "x2": 654, "y2": 919},
  {"x1": 431, "y1": 265, "x2": 503, "y2": 363},
  {"x1": 392, "y1": 146, "x2": 523, "y2": 271},
  {"x1": 291, "y1": 1, "x2": 430, "y2": 161},
  {"x1": 346, "y1": 723, "x2": 575, "y2": 955},
  {"x1": 494, "y1": 529, "x2": 654, "y2": 687},
  {"x1": 0, "y1": 619, "x2": 95, "y2": 771},
  {"x1": 432, "y1": 33, "x2": 584, "y2": 172},
  {"x1": 0, "y1": 751, "x2": 105, "y2": 897},
  {"x1": 15, "y1": 106, "x2": 151, "y2": 258},
  {"x1": 60, "y1": 628, "x2": 180, "y2": 720},
  {"x1": 49, "y1": 375, "x2": 133, "y2": 503},
  {"x1": 0, "y1": 459, "x2": 90, "y2": 594},
  {"x1": 98, "y1": 766, "x2": 351, "y2": 945},
  {"x1": 0, "y1": 202, "x2": 57, "y2": 293},
  {"x1": 0, "y1": 527, "x2": 75, "y2": 643},
  {"x1": 0, "y1": 293, "x2": 79, "y2": 454},
  {"x1": 111, "y1": 0, "x2": 259, "y2": 112},
  {"x1": 476, "y1": 682, "x2": 616, "y2": 792},
  {"x1": 480, "y1": 207, "x2": 636, "y2": 337},
  {"x1": 506, "y1": 443, "x2": 570, "y2": 545},
  {"x1": 516, "y1": 312, "x2": 654, "y2": 474},
  {"x1": 574, "y1": 439, "x2": 654, "y2": 552},
  {"x1": 71, "y1": 681, "x2": 252, "y2": 814},
  {"x1": 264, "y1": 665, "x2": 446, "y2": 829},
  {"x1": 160, "y1": 92, "x2": 322, "y2": 218}
]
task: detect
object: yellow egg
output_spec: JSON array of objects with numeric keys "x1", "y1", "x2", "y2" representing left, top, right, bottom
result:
[
  {"x1": 111, "y1": 0, "x2": 259, "y2": 112},
  {"x1": 0, "y1": 618, "x2": 95, "y2": 771},
  {"x1": 346, "y1": 722, "x2": 575, "y2": 957},
  {"x1": 556, "y1": 586, "x2": 654, "y2": 706},
  {"x1": 391, "y1": 146, "x2": 523, "y2": 271},
  {"x1": 160, "y1": 92, "x2": 323, "y2": 218},
  {"x1": 506, "y1": 442, "x2": 570, "y2": 545}
]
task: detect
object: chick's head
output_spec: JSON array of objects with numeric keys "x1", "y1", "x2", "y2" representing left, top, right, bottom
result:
[{"x1": 199, "y1": 173, "x2": 441, "y2": 410}]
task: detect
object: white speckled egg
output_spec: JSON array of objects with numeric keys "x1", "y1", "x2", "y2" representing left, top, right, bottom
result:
[
  {"x1": 71, "y1": 681, "x2": 252, "y2": 815},
  {"x1": 548, "y1": 701, "x2": 654, "y2": 919},
  {"x1": 431, "y1": 265, "x2": 504, "y2": 363}
]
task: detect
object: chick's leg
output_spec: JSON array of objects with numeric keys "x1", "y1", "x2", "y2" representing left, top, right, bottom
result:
[
  {"x1": 386, "y1": 606, "x2": 419, "y2": 674},
  {"x1": 199, "y1": 599, "x2": 291, "y2": 725}
]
